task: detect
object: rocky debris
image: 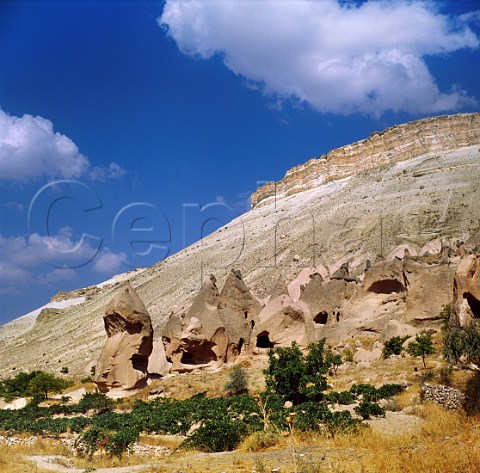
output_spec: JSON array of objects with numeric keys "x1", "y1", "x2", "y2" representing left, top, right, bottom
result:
[
  {"x1": 129, "y1": 442, "x2": 171, "y2": 457},
  {"x1": 0, "y1": 435, "x2": 38, "y2": 446},
  {"x1": 420, "y1": 383, "x2": 465, "y2": 410},
  {"x1": 450, "y1": 254, "x2": 480, "y2": 327},
  {"x1": 381, "y1": 320, "x2": 417, "y2": 343},
  {"x1": 353, "y1": 346, "x2": 382, "y2": 366},
  {"x1": 94, "y1": 283, "x2": 153, "y2": 393},
  {"x1": 163, "y1": 271, "x2": 262, "y2": 372},
  {"x1": 251, "y1": 113, "x2": 480, "y2": 207}
]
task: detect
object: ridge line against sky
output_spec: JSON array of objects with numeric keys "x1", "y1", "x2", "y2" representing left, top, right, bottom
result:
[{"x1": 0, "y1": 0, "x2": 479, "y2": 324}]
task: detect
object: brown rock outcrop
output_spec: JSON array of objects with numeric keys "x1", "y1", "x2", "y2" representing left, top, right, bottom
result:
[
  {"x1": 450, "y1": 254, "x2": 480, "y2": 327},
  {"x1": 252, "y1": 113, "x2": 480, "y2": 207},
  {"x1": 255, "y1": 294, "x2": 314, "y2": 349},
  {"x1": 95, "y1": 283, "x2": 153, "y2": 393},
  {"x1": 162, "y1": 271, "x2": 263, "y2": 371}
]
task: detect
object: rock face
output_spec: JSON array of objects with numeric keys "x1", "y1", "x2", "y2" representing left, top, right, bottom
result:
[
  {"x1": 95, "y1": 283, "x2": 153, "y2": 393},
  {"x1": 450, "y1": 255, "x2": 480, "y2": 327},
  {"x1": 252, "y1": 113, "x2": 480, "y2": 207}
]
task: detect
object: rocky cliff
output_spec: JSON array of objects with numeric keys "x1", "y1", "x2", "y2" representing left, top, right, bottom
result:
[{"x1": 251, "y1": 113, "x2": 480, "y2": 207}]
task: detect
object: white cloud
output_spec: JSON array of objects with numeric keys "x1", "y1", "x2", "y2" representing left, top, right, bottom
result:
[
  {"x1": 0, "y1": 108, "x2": 126, "y2": 182},
  {"x1": 3, "y1": 201, "x2": 24, "y2": 212},
  {"x1": 160, "y1": 0, "x2": 479, "y2": 115},
  {"x1": 92, "y1": 248, "x2": 128, "y2": 274},
  {"x1": 90, "y1": 162, "x2": 127, "y2": 182}
]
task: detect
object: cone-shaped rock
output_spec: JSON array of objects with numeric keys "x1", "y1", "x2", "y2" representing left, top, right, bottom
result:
[
  {"x1": 162, "y1": 275, "x2": 228, "y2": 371},
  {"x1": 95, "y1": 283, "x2": 153, "y2": 393},
  {"x1": 218, "y1": 269, "x2": 262, "y2": 357}
]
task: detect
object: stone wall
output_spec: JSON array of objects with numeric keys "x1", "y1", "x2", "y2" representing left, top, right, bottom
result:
[
  {"x1": 252, "y1": 113, "x2": 480, "y2": 207},
  {"x1": 420, "y1": 383, "x2": 465, "y2": 410}
]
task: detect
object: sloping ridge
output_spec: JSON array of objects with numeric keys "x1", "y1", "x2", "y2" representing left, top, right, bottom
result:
[{"x1": 1, "y1": 112, "x2": 480, "y2": 377}]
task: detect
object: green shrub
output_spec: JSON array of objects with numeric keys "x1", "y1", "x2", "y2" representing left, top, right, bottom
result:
[
  {"x1": 106, "y1": 426, "x2": 140, "y2": 457},
  {"x1": 382, "y1": 336, "x2": 408, "y2": 358},
  {"x1": 444, "y1": 322, "x2": 480, "y2": 366},
  {"x1": 224, "y1": 366, "x2": 249, "y2": 395},
  {"x1": 264, "y1": 339, "x2": 334, "y2": 404},
  {"x1": 354, "y1": 400, "x2": 385, "y2": 419},
  {"x1": 78, "y1": 392, "x2": 114, "y2": 413},
  {"x1": 407, "y1": 331, "x2": 435, "y2": 369},
  {"x1": 186, "y1": 418, "x2": 247, "y2": 452}
]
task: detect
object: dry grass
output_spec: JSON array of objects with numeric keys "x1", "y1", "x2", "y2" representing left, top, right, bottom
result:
[{"x1": 0, "y1": 439, "x2": 69, "y2": 473}]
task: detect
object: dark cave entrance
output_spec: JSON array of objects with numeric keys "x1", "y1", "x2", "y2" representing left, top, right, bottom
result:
[
  {"x1": 131, "y1": 354, "x2": 148, "y2": 372},
  {"x1": 256, "y1": 331, "x2": 274, "y2": 348},
  {"x1": 314, "y1": 311, "x2": 328, "y2": 324},
  {"x1": 465, "y1": 292, "x2": 480, "y2": 319},
  {"x1": 368, "y1": 279, "x2": 405, "y2": 294},
  {"x1": 181, "y1": 342, "x2": 217, "y2": 365}
]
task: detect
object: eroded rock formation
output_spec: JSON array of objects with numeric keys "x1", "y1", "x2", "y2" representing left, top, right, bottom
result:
[
  {"x1": 450, "y1": 254, "x2": 480, "y2": 327},
  {"x1": 95, "y1": 283, "x2": 153, "y2": 393},
  {"x1": 162, "y1": 271, "x2": 262, "y2": 371}
]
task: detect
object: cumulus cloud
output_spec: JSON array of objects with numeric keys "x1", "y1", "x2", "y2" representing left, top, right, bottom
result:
[
  {"x1": 160, "y1": 0, "x2": 479, "y2": 115},
  {"x1": 0, "y1": 108, "x2": 126, "y2": 182},
  {"x1": 92, "y1": 248, "x2": 128, "y2": 274}
]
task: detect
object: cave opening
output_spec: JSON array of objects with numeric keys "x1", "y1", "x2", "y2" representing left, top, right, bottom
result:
[
  {"x1": 131, "y1": 354, "x2": 148, "y2": 372},
  {"x1": 256, "y1": 331, "x2": 274, "y2": 348},
  {"x1": 181, "y1": 342, "x2": 217, "y2": 365},
  {"x1": 368, "y1": 279, "x2": 405, "y2": 294},
  {"x1": 314, "y1": 311, "x2": 328, "y2": 324},
  {"x1": 464, "y1": 292, "x2": 480, "y2": 318}
]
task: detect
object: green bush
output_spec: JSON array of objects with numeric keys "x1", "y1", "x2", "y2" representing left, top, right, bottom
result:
[
  {"x1": 444, "y1": 322, "x2": 480, "y2": 366},
  {"x1": 264, "y1": 339, "x2": 334, "y2": 404},
  {"x1": 78, "y1": 392, "x2": 114, "y2": 413},
  {"x1": 407, "y1": 331, "x2": 435, "y2": 369},
  {"x1": 354, "y1": 400, "x2": 385, "y2": 419},
  {"x1": 106, "y1": 426, "x2": 139, "y2": 457},
  {"x1": 224, "y1": 366, "x2": 249, "y2": 395},
  {"x1": 187, "y1": 418, "x2": 247, "y2": 452},
  {"x1": 382, "y1": 336, "x2": 408, "y2": 358}
]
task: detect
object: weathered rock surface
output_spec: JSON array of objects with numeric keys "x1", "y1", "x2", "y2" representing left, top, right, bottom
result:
[
  {"x1": 255, "y1": 294, "x2": 314, "y2": 349},
  {"x1": 380, "y1": 320, "x2": 417, "y2": 343},
  {"x1": 95, "y1": 283, "x2": 153, "y2": 393},
  {"x1": 450, "y1": 254, "x2": 480, "y2": 327}
]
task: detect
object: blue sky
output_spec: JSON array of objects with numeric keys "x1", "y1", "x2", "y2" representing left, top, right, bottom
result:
[{"x1": 0, "y1": 0, "x2": 479, "y2": 325}]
